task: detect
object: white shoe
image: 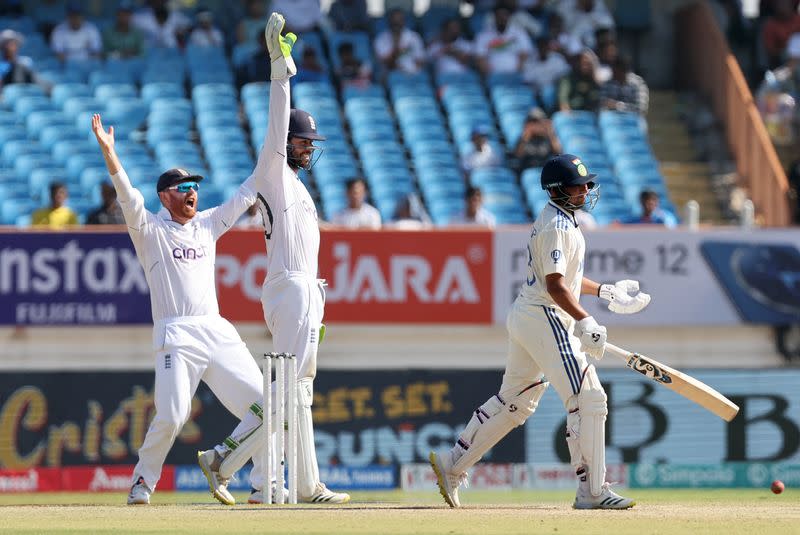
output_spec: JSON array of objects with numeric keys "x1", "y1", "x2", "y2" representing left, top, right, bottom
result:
[
  {"x1": 302, "y1": 483, "x2": 351, "y2": 504},
  {"x1": 429, "y1": 450, "x2": 467, "y2": 508},
  {"x1": 197, "y1": 450, "x2": 235, "y2": 506},
  {"x1": 127, "y1": 476, "x2": 151, "y2": 505},
  {"x1": 573, "y1": 482, "x2": 635, "y2": 510},
  {"x1": 247, "y1": 485, "x2": 290, "y2": 504}
]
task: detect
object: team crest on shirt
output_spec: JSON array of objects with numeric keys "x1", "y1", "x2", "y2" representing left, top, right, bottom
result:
[{"x1": 551, "y1": 249, "x2": 561, "y2": 262}]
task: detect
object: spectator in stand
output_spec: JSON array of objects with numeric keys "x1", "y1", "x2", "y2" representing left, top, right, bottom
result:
[
  {"x1": 547, "y1": 12, "x2": 583, "y2": 60},
  {"x1": 599, "y1": 54, "x2": 649, "y2": 115},
  {"x1": 328, "y1": 0, "x2": 371, "y2": 34},
  {"x1": 236, "y1": 0, "x2": 267, "y2": 45},
  {"x1": 481, "y1": 0, "x2": 544, "y2": 40},
  {"x1": 523, "y1": 36, "x2": 571, "y2": 96},
  {"x1": 188, "y1": 9, "x2": 224, "y2": 48},
  {"x1": 236, "y1": 25, "x2": 268, "y2": 87},
  {"x1": 757, "y1": 32, "x2": 800, "y2": 143},
  {"x1": 236, "y1": 203, "x2": 263, "y2": 228},
  {"x1": 332, "y1": 178, "x2": 382, "y2": 229},
  {"x1": 335, "y1": 41, "x2": 372, "y2": 90},
  {"x1": 557, "y1": 0, "x2": 615, "y2": 50},
  {"x1": 449, "y1": 186, "x2": 496, "y2": 227},
  {"x1": 513, "y1": 107, "x2": 562, "y2": 172},
  {"x1": 50, "y1": 3, "x2": 102, "y2": 62},
  {"x1": 429, "y1": 18, "x2": 474, "y2": 77},
  {"x1": 87, "y1": 182, "x2": 125, "y2": 225},
  {"x1": 270, "y1": 0, "x2": 323, "y2": 34},
  {"x1": 133, "y1": 0, "x2": 191, "y2": 50},
  {"x1": 103, "y1": 2, "x2": 144, "y2": 59},
  {"x1": 375, "y1": 8, "x2": 426, "y2": 75},
  {"x1": 762, "y1": 0, "x2": 800, "y2": 69},
  {"x1": 462, "y1": 125, "x2": 502, "y2": 173},
  {"x1": 27, "y1": 0, "x2": 66, "y2": 40},
  {"x1": 558, "y1": 50, "x2": 600, "y2": 112},
  {"x1": 621, "y1": 190, "x2": 677, "y2": 227},
  {"x1": 293, "y1": 46, "x2": 327, "y2": 84},
  {"x1": 592, "y1": 37, "x2": 618, "y2": 84},
  {"x1": 387, "y1": 193, "x2": 433, "y2": 229},
  {"x1": 0, "y1": 30, "x2": 39, "y2": 88},
  {"x1": 475, "y1": 3, "x2": 533, "y2": 76},
  {"x1": 31, "y1": 181, "x2": 79, "y2": 228}
]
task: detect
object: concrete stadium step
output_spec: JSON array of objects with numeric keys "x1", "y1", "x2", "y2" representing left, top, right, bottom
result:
[{"x1": 647, "y1": 92, "x2": 726, "y2": 224}]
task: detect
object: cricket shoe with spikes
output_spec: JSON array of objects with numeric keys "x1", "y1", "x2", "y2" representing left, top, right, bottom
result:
[
  {"x1": 429, "y1": 450, "x2": 468, "y2": 508},
  {"x1": 303, "y1": 483, "x2": 351, "y2": 504},
  {"x1": 127, "y1": 475, "x2": 151, "y2": 505},
  {"x1": 247, "y1": 484, "x2": 290, "y2": 504},
  {"x1": 197, "y1": 449, "x2": 235, "y2": 506},
  {"x1": 573, "y1": 482, "x2": 635, "y2": 510}
]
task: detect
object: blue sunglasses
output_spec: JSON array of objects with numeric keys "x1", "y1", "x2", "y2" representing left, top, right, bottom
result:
[{"x1": 168, "y1": 182, "x2": 199, "y2": 193}]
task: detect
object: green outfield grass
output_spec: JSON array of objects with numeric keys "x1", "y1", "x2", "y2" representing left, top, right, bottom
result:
[{"x1": 0, "y1": 489, "x2": 796, "y2": 534}]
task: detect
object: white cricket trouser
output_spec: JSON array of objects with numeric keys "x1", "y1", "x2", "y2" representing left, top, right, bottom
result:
[
  {"x1": 133, "y1": 314, "x2": 263, "y2": 491},
  {"x1": 260, "y1": 273, "x2": 325, "y2": 496},
  {"x1": 504, "y1": 301, "x2": 590, "y2": 404},
  {"x1": 260, "y1": 273, "x2": 324, "y2": 380}
]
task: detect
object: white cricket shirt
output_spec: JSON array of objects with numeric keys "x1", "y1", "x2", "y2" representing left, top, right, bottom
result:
[
  {"x1": 110, "y1": 169, "x2": 257, "y2": 321},
  {"x1": 517, "y1": 201, "x2": 585, "y2": 307},
  {"x1": 252, "y1": 79, "x2": 321, "y2": 283}
]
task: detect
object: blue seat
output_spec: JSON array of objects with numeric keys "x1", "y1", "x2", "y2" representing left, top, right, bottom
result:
[
  {"x1": 147, "y1": 125, "x2": 191, "y2": 146},
  {"x1": 29, "y1": 167, "x2": 70, "y2": 200},
  {"x1": 327, "y1": 31, "x2": 372, "y2": 72},
  {"x1": 241, "y1": 82, "x2": 269, "y2": 104},
  {"x1": 88, "y1": 69, "x2": 135, "y2": 88},
  {"x1": 470, "y1": 167, "x2": 517, "y2": 188},
  {"x1": 94, "y1": 83, "x2": 138, "y2": 100},
  {"x1": 2, "y1": 139, "x2": 48, "y2": 166},
  {"x1": 0, "y1": 125, "x2": 27, "y2": 145},
  {"x1": 1, "y1": 198, "x2": 38, "y2": 225},
  {"x1": 38, "y1": 125, "x2": 83, "y2": 149},
  {"x1": 63, "y1": 97, "x2": 104, "y2": 118},
  {"x1": 105, "y1": 98, "x2": 149, "y2": 127},
  {"x1": 66, "y1": 153, "x2": 104, "y2": 180},
  {"x1": 52, "y1": 139, "x2": 96, "y2": 165},
  {"x1": 2, "y1": 83, "x2": 46, "y2": 107},
  {"x1": 14, "y1": 95, "x2": 55, "y2": 117},
  {"x1": 51, "y1": 83, "x2": 93, "y2": 107},
  {"x1": 141, "y1": 82, "x2": 184, "y2": 104}
]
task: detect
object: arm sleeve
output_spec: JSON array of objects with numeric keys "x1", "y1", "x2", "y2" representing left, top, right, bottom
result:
[
  {"x1": 206, "y1": 174, "x2": 259, "y2": 240},
  {"x1": 538, "y1": 229, "x2": 568, "y2": 277},
  {"x1": 109, "y1": 167, "x2": 148, "y2": 231},
  {"x1": 252, "y1": 78, "x2": 291, "y2": 198}
]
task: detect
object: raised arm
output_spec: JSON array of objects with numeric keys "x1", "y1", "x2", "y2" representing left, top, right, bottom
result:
[
  {"x1": 91, "y1": 113, "x2": 146, "y2": 229},
  {"x1": 253, "y1": 13, "x2": 296, "y2": 181}
]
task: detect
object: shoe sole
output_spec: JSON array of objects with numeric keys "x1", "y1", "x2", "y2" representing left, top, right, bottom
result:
[
  {"x1": 126, "y1": 499, "x2": 149, "y2": 505},
  {"x1": 303, "y1": 494, "x2": 351, "y2": 504},
  {"x1": 573, "y1": 500, "x2": 636, "y2": 510},
  {"x1": 428, "y1": 452, "x2": 456, "y2": 508},
  {"x1": 197, "y1": 451, "x2": 235, "y2": 506}
]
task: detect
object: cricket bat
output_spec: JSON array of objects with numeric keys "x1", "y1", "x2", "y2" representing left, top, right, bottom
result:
[{"x1": 605, "y1": 343, "x2": 740, "y2": 422}]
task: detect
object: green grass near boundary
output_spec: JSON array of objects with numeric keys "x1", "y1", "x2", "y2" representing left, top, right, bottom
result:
[{"x1": 0, "y1": 490, "x2": 797, "y2": 534}]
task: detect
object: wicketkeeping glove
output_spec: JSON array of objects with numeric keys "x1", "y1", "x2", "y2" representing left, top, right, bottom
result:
[
  {"x1": 575, "y1": 316, "x2": 607, "y2": 360},
  {"x1": 265, "y1": 12, "x2": 297, "y2": 80},
  {"x1": 599, "y1": 280, "x2": 651, "y2": 314}
]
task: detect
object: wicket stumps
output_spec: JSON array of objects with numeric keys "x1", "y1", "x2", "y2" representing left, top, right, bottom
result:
[{"x1": 261, "y1": 352, "x2": 298, "y2": 504}]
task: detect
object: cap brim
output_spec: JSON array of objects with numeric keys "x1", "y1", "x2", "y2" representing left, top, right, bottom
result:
[
  {"x1": 575, "y1": 173, "x2": 597, "y2": 185},
  {"x1": 294, "y1": 133, "x2": 326, "y2": 141}
]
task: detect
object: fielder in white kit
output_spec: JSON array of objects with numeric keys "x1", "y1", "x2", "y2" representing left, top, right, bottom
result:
[
  {"x1": 91, "y1": 115, "x2": 272, "y2": 505},
  {"x1": 430, "y1": 154, "x2": 651, "y2": 509},
  {"x1": 196, "y1": 13, "x2": 350, "y2": 505}
]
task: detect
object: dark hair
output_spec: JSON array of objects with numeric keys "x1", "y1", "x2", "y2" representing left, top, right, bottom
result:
[
  {"x1": 50, "y1": 181, "x2": 66, "y2": 196},
  {"x1": 640, "y1": 189, "x2": 658, "y2": 203},
  {"x1": 465, "y1": 185, "x2": 482, "y2": 199},
  {"x1": 337, "y1": 41, "x2": 354, "y2": 55},
  {"x1": 613, "y1": 53, "x2": 631, "y2": 72},
  {"x1": 346, "y1": 177, "x2": 366, "y2": 190}
]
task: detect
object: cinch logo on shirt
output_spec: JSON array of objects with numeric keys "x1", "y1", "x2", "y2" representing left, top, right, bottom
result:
[
  {"x1": 551, "y1": 249, "x2": 561, "y2": 263},
  {"x1": 172, "y1": 245, "x2": 208, "y2": 260}
]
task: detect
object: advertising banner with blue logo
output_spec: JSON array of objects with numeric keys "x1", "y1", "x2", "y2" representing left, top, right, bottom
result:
[
  {"x1": 492, "y1": 228, "x2": 800, "y2": 325},
  {"x1": 0, "y1": 232, "x2": 151, "y2": 325}
]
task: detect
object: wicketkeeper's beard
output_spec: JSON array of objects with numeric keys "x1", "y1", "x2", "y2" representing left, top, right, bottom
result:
[{"x1": 163, "y1": 193, "x2": 198, "y2": 220}]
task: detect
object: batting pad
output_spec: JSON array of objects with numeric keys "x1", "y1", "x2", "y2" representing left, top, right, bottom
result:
[
  {"x1": 578, "y1": 365, "x2": 608, "y2": 496},
  {"x1": 219, "y1": 403, "x2": 266, "y2": 479},
  {"x1": 451, "y1": 381, "x2": 548, "y2": 475}
]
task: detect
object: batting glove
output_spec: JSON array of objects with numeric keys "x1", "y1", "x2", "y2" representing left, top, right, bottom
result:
[
  {"x1": 265, "y1": 12, "x2": 297, "y2": 80},
  {"x1": 599, "y1": 280, "x2": 651, "y2": 314},
  {"x1": 575, "y1": 316, "x2": 607, "y2": 360}
]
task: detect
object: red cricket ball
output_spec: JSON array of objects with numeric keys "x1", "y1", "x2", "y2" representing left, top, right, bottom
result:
[{"x1": 771, "y1": 480, "x2": 785, "y2": 494}]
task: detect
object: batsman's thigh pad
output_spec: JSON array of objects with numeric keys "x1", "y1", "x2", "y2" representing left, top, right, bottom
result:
[
  {"x1": 451, "y1": 381, "x2": 548, "y2": 474},
  {"x1": 219, "y1": 403, "x2": 265, "y2": 479},
  {"x1": 567, "y1": 365, "x2": 607, "y2": 496}
]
